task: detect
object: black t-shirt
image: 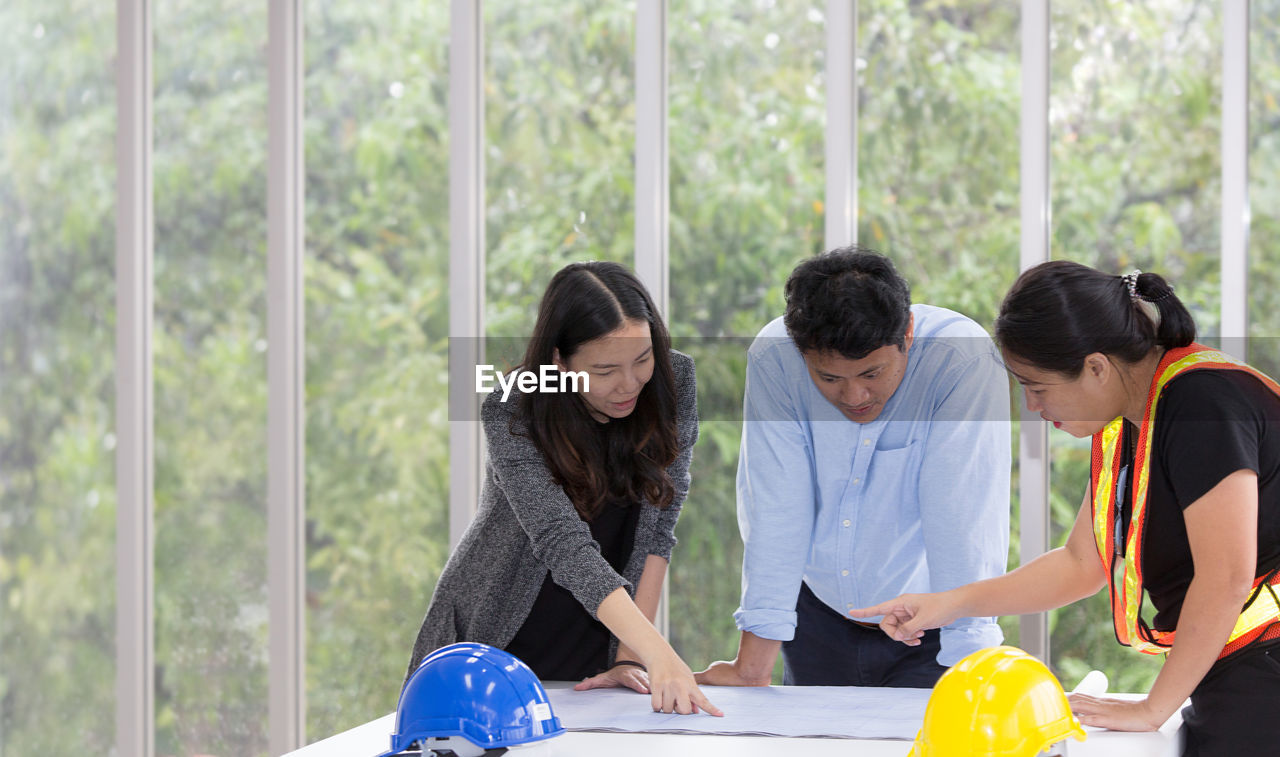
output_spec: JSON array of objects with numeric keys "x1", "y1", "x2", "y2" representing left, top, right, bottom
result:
[
  {"x1": 1118, "y1": 369, "x2": 1280, "y2": 633},
  {"x1": 504, "y1": 498, "x2": 641, "y2": 680}
]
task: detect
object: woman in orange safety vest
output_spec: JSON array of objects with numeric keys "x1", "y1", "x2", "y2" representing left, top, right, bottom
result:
[{"x1": 850, "y1": 261, "x2": 1280, "y2": 756}]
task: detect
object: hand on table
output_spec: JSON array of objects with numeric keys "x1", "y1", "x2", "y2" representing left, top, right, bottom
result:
[
  {"x1": 574, "y1": 663, "x2": 650, "y2": 695},
  {"x1": 694, "y1": 659, "x2": 770, "y2": 687},
  {"x1": 1068, "y1": 694, "x2": 1165, "y2": 732}
]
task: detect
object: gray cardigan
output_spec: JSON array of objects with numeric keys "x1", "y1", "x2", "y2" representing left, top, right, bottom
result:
[{"x1": 405, "y1": 351, "x2": 697, "y2": 678}]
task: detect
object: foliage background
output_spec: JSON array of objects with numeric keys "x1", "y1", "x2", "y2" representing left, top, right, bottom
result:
[{"x1": 3, "y1": 0, "x2": 1279, "y2": 754}]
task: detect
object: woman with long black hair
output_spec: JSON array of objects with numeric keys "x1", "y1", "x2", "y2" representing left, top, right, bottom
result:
[
  {"x1": 852, "y1": 261, "x2": 1280, "y2": 755},
  {"x1": 405, "y1": 261, "x2": 719, "y2": 717}
]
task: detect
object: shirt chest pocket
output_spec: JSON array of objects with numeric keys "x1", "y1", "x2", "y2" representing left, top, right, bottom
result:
[{"x1": 862, "y1": 439, "x2": 923, "y2": 519}]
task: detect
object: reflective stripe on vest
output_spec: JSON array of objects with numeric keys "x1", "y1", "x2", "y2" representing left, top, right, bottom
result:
[{"x1": 1089, "y1": 343, "x2": 1280, "y2": 658}]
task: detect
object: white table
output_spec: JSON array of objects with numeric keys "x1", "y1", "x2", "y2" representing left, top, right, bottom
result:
[{"x1": 284, "y1": 685, "x2": 1183, "y2": 757}]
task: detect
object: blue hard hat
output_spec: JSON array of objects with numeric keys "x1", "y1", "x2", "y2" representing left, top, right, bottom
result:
[{"x1": 377, "y1": 642, "x2": 565, "y2": 757}]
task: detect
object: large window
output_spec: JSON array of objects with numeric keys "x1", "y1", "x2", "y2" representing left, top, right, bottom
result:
[
  {"x1": 667, "y1": 0, "x2": 825, "y2": 674},
  {"x1": 10, "y1": 4, "x2": 1277, "y2": 752},
  {"x1": 0, "y1": 1, "x2": 117, "y2": 751},
  {"x1": 304, "y1": 0, "x2": 451, "y2": 737},
  {"x1": 1047, "y1": 0, "x2": 1221, "y2": 690},
  {"x1": 153, "y1": 0, "x2": 270, "y2": 752}
]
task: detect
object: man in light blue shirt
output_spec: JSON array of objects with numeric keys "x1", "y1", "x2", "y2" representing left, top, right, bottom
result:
[{"x1": 696, "y1": 248, "x2": 1010, "y2": 687}]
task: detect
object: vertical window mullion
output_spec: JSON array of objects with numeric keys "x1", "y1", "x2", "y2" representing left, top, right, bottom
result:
[
  {"x1": 268, "y1": 0, "x2": 306, "y2": 752},
  {"x1": 1018, "y1": 0, "x2": 1051, "y2": 663},
  {"x1": 115, "y1": 1, "x2": 155, "y2": 755},
  {"x1": 635, "y1": 0, "x2": 669, "y2": 636},
  {"x1": 636, "y1": 0, "x2": 669, "y2": 315},
  {"x1": 825, "y1": 0, "x2": 856, "y2": 250},
  {"x1": 1222, "y1": 0, "x2": 1250, "y2": 358},
  {"x1": 449, "y1": 0, "x2": 486, "y2": 549}
]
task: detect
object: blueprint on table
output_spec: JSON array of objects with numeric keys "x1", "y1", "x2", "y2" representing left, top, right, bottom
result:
[{"x1": 544, "y1": 685, "x2": 930, "y2": 740}]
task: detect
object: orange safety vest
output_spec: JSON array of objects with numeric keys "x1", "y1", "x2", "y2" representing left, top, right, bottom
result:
[{"x1": 1090, "y1": 343, "x2": 1280, "y2": 659}]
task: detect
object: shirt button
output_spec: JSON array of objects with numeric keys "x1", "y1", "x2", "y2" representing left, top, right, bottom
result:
[
  {"x1": 842, "y1": 569, "x2": 850, "y2": 576},
  {"x1": 863, "y1": 439, "x2": 871, "y2": 446},
  {"x1": 846, "y1": 603, "x2": 854, "y2": 610},
  {"x1": 843, "y1": 519, "x2": 851, "y2": 527},
  {"x1": 853, "y1": 477, "x2": 861, "y2": 484}
]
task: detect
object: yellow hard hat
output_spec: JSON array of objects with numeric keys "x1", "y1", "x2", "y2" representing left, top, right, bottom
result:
[{"x1": 908, "y1": 646, "x2": 1086, "y2": 757}]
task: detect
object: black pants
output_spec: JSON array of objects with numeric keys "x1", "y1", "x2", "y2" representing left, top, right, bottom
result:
[
  {"x1": 1179, "y1": 642, "x2": 1280, "y2": 756},
  {"x1": 781, "y1": 582, "x2": 947, "y2": 687}
]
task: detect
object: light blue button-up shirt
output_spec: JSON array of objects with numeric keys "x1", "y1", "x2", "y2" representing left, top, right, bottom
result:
[{"x1": 733, "y1": 304, "x2": 1010, "y2": 666}]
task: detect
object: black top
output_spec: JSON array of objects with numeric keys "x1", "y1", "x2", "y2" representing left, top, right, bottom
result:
[
  {"x1": 504, "y1": 498, "x2": 641, "y2": 680},
  {"x1": 1118, "y1": 369, "x2": 1280, "y2": 633}
]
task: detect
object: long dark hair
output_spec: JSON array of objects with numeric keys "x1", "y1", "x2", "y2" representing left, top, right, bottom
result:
[
  {"x1": 517, "y1": 261, "x2": 679, "y2": 519},
  {"x1": 995, "y1": 260, "x2": 1196, "y2": 375}
]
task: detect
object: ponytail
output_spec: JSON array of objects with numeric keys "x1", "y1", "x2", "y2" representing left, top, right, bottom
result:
[
  {"x1": 1129, "y1": 271, "x2": 1195, "y2": 351},
  {"x1": 995, "y1": 261, "x2": 1196, "y2": 376}
]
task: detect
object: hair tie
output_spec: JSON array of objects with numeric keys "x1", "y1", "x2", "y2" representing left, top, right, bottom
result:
[{"x1": 1121, "y1": 270, "x2": 1141, "y2": 300}]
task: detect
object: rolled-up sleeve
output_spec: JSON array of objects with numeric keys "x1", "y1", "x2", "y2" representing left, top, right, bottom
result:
[{"x1": 732, "y1": 342, "x2": 817, "y2": 641}]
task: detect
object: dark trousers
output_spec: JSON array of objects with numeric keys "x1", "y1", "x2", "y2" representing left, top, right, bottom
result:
[
  {"x1": 781, "y1": 582, "x2": 947, "y2": 687},
  {"x1": 1179, "y1": 642, "x2": 1280, "y2": 756}
]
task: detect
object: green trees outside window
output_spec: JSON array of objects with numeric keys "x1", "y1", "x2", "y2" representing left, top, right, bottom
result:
[
  {"x1": 152, "y1": 1, "x2": 270, "y2": 753},
  {"x1": 3, "y1": 1, "x2": 1277, "y2": 754},
  {"x1": 304, "y1": 0, "x2": 451, "y2": 741},
  {"x1": 1, "y1": 1, "x2": 117, "y2": 753}
]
